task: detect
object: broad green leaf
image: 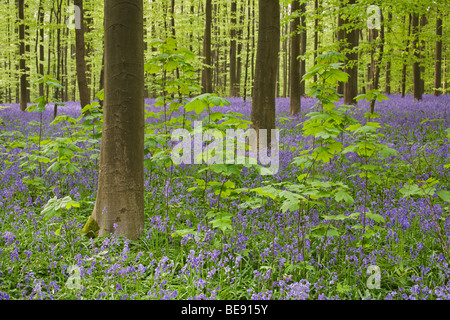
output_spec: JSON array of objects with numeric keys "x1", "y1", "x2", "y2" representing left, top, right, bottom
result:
[
  {"x1": 436, "y1": 190, "x2": 450, "y2": 202},
  {"x1": 334, "y1": 190, "x2": 354, "y2": 205},
  {"x1": 365, "y1": 212, "x2": 385, "y2": 223}
]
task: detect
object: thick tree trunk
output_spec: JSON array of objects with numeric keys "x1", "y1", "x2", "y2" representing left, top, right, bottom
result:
[
  {"x1": 90, "y1": 0, "x2": 145, "y2": 240},
  {"x1": 289, "y1": 0, "x2": 301, "y2": 115},
  {"x1": 434, "y1": 10, "x2": 442, "y2": 97},
  {"x1": 251, "y1": 0, "x2": 279, "y2": 146},
  {"x1": 201, "y1": 0, "x2": 213, "y2": 93},
  {"x1": 74, "y1": 0, "x2": 91, "y2": 111}
]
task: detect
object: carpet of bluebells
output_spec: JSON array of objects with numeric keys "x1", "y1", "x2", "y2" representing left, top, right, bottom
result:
[{"x1": 0, "y1": 94, "x2": 449, "y2": 300}]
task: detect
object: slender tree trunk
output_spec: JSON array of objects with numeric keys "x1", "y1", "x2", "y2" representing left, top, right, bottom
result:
[
  {"x1": 419, "y1": 15, "x2": 427, "y2": 96},
  {"x1": 202, "y1": 0, "x2": 213, "y2": 93},
  {"x1": 385, "y1": 11, "x2": 392, "y2": 95},
  {"x1": 236, "y1": 10, "x2": 244, "y2": 97},
  {"x1": 401, "y1": 14, "x2": 411, "y2": 98},
  {"x1": 289, "y1": 0, "x2": 301, "y2": 115},
  {"x1": 251, "y1": 0, "x2": 280, "y2": 146},
  {"x1": 444, "y1": 55, "x2": 448, "y2": 94},
  {"x1": 89, "y1": 0, "x2": 145, "y2": 240},
  {"x1": 336, "y1": 1, "x2": 345, "y2": 95},
  {"x1": 229, "y1": 0, "x2": 238, "y2": 97},
  {"x1": 343, "y1": 0, "x2": 359, "y2": 105},
  {"x1": 313, "y1": 0, "x2": 320, "y2": 83},
  {"x1": 370, "y1": 10, "x2": 385, "y2": 113},
  {"x1": 36, "y1": 0, "x2": 45, "y2": 97},
  {"x1": 368, "y1": 26, "x2": 377, "y2": 92},
  {"x1": 299, "y1": 2, "x2": 307, "y2": 97},
  {"x1": 18, "y1": 0, "x2": 28, "y2": 111},
  {"x1": 74, "y1": 0, "x2": 91, "y2": 111},
  {"x1": 282, "y1": 17, "x2": 288, "y2": 98},
  {"x1": 251, "y1": 0, "x2": 256, "y2": 97},
  {"x1": 412, "y1": 13, "x2": 422, "y2": 101},
  {"x1": 54, "y1": 0, "x2": 63, "y2": 118},
  {"x1": 170, "y1": 0, "x2": 175, "y2": 38},
  {"x1": 243, "y1": 1, "x2": 251, "y2": 101},
  {"x1": 434, "y1": 9, "x2": 442, "y2": 97}
]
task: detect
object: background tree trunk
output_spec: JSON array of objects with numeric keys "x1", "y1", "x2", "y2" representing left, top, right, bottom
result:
[
  {"x1": 343, "y1": 0, "x2": 359, "y2": 105},
  {"x1": 229, "y1": 0, "x2": 238, "y2": 97},
  {"x1": 336, "y1": 1, "x2": 345, "y2": 96},
  {"x1": 412, "y1": 13, "x2": 422, "y2": 101},
  {"x1": 201, "y1": 0, "x2": 212, "y2": 94},
  {"x1": 289, "y1": 0, "x2": 301, "y2": 115},
  {"x1": 401, "y1": 14, "x2": 411, "y2": 98},
  {"x1": 385, "y1": 11, "x2": 392, "y2": 95},
  {"x1": 299, "y1": 1, "x2": 307, "y2": 97},
  {"x1": 74, "y1": 0, "x2": 91, "y2": 111},
  {"x1": 251, "y1": 0, "x2": 280, "y2": 146},
  {"x1": 434, "y1": 9, "x2": 442, "y2": 97},
  {"x1": 18, "y1": 0, "x2": 29, "y2": 111},
  {"x1": 90, "y1": 0, "x2": 145, "y2": 240}
]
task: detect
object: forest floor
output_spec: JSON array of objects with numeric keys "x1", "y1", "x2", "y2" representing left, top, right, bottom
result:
[{"x1": 0, "y1": 94, "x2": 449, "y2": 300}]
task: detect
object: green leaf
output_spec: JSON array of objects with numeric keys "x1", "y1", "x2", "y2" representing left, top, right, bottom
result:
[
  {"x1": 365, "y1": 212, "x2": 385, "y2": 223},
  {"x1": 436, "y1": 190, "x2": 450, "y2": 202},
  {"x1": 145, "y1": 63, "x2": 160, "y2": 74},
  {"x1": 380, "y1": 147, "x2": 398, "y2": 158},
  {"x1": 334, "y1": 190, "x2": 354, "y2": 205},
  {"x1": 185, "y1": 99, "x2": 207, "y2": 115}
]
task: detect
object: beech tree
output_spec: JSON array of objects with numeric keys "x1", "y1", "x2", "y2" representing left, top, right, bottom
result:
[
  {"x1": 434, "y1": 9, "x2": 443, "y2": 96},
  {"x1": 201, "y1": 0, "x2": 213, "y2": 93},
  {"x1": 251, "y1": 0, "x2": 279, "y2": 145},
  {"x1": 289, "y1": 0, "x2": 301, "y2": 115},
  {"x1": 343, "y1": 0, "x2": 359, "y2": 105},
  {"x1": 74, "y1": 0, "x2": 91, "y2": 111},
  {"x1": 18, "y1": 0, "x2": 29, "y2": 111},
  {"x1": 88, "y1": 0, "x2": 145, "y2": 240}
]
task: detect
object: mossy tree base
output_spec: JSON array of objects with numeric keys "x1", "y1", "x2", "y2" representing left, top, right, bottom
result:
[{"x1": 81, "y1": 216, "x2": 100, "y2": 238}]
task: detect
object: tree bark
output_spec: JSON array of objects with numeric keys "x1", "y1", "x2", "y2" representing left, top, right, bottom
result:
[
  {"x1": 385, "y1": 11, "x2": 392, "y2": 95},
  {"x1": 299, "y1": 1, "x2": 307, "y2": 97},
  {"x1": 434, "y1": 9, "x2": 442, "y2": 96},
  {"x1": 313, "y1": 0, "x2": 320, "y2": 83},
  {"x1": 343, "y1": 0, "x2": 359, "y2": 105},
  {"x1": 229, "y1": 0, "x2": 238, "y2": 97},
  {"x1": 243, "y1": 1, "x2": 251, "y2": 101},
  {"x1": 251, "y1": 0, "x2": 280, "y2": 146},
  {"x1": 201, "y1": 0, "x2": 213, "y2": 93},
  {"x1": 369, "y1": 10, "x2": 385, "y2": 113},
  {"x1": 36, "y1": 0, "x2": 45, "y2": 97},
  {"x1": 90, "y1": 0, "x2": 145, "y2": 240},
  {"x1": 289, "y1": 0, "x2": 301, "y2": 115},
  {"x1": 74, "y1": 0, "x2": 91, "y2": 112},
  {"x1": 412, "y1": 13, "x2": 423, "y2": 101},
  {"x1": 401, "y1": 14, "x2": 411, "y2": 98},
  {"x1": 336, "y1": 1, "x2": 345, "y2": 95},
  {"x1": 18, "y1": 0, "x2": 28, "y2": 111}
]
